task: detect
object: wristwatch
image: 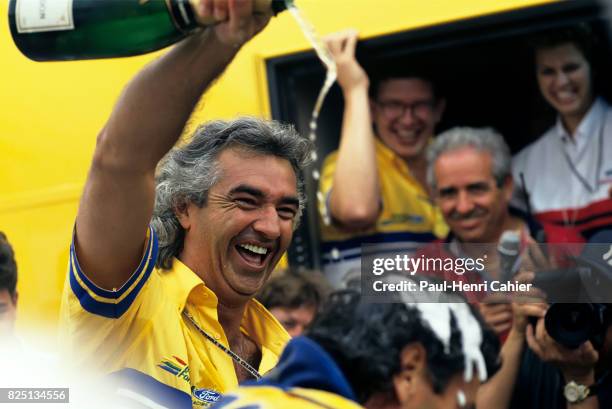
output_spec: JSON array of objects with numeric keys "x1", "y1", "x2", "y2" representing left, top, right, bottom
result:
[{"x1": 563, "y1": 381, "x2": 596, "y2": 404}]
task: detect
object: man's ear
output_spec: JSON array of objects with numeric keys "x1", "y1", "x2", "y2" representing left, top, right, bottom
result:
[
  {"x1": 175, "y1": 202, "x2": 191, "y2": 230},
  {"x1": 11, "y1": 291, "x2": 18, "y2": 308},
  {"x1": 393, "y1": 343, "x2": 427, "y2": 404}
]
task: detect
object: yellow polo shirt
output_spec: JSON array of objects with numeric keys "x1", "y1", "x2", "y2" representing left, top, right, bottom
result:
[
  {"x1": 318, "y1": 138, "x2": 448, "y2": 286},
  {"x1": 59, "y1": 226, "x2": 290, "y2": 408}
]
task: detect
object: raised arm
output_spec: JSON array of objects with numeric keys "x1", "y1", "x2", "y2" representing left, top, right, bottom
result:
[
  {"x1": 477, "y1": 300, "x2": 547, "y2": 409},
  {"x1": 75, "y1": 0, "x2": 271, "y2": 290},
  {"x1": 325, "y1": 30, "x2": 381, "y2": 231}
]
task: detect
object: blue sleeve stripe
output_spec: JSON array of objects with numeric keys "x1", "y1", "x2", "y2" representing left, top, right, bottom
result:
[
  {"x1": 69, "y1": 228, "x2": 159, "y2": 319},
  {"x1": 70, "y1": 226, "x2": 158, "y2": 299},
  {"x1": 109, "y1": 368, "x2": 192, "y2": 409}
]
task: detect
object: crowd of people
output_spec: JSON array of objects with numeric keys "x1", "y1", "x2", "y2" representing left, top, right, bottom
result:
[
  {"x1": 2, "y1": 1, "x2": 612, "y2": 408},
  {"x1": 315, "y1": 22, "x2": 612, "y2": 409}
]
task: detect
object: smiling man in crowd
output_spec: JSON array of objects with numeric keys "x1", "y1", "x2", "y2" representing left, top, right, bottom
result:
[
  {"x1": 59, "y1": 1, "x2": 312, "y2": 408},
  {"x1": 318, "y1": 30, "x2": 448, "y2": 287},
  {"x1": 421, "y1": 126, "x2": 589, "y2": 409}
]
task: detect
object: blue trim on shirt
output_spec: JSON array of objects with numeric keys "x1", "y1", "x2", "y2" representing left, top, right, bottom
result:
[
  {"x1": 69, "y1": 228, "x2": 159, "y2": 319},
  {"x1": 70, "y1": 227, "x2": 157, "y2": 299},
  {"x1": 321, "y1": 231, "x2": 438, "y2": 254},
  {"x1": 109, "y1": 367, "x2": 192, "y2": 409}
]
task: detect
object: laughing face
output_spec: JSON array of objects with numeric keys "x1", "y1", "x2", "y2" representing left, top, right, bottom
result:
[
  {"x1": 433, "y1": 147, "x2": 512, "y2": 244},
  {"x1": 536, "y1": 43, "x2": 594, "y2": 124},
  {"x1": 371, "y1": 78, "x2": 445, "y2": 162},
  {"x1": 178, "y1": 148, "x2": 299, "y2": 303}
]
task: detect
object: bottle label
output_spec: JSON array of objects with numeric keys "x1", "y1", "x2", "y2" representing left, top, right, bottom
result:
[{"x1": 15, "y1": 0, "x2": 74, "y2": 33}]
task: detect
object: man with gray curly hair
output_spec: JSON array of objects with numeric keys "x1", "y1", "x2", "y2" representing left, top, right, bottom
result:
[{"x1": 59, "y1": 1, "x2": 312, "y2": 408}]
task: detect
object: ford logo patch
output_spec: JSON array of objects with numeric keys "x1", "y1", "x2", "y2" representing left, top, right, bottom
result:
[{"x1": 193, "y1": 388, "x2": 221, "y2": 403}]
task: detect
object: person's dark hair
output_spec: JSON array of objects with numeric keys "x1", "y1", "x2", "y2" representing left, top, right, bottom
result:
[
  {"x1": 531, "y1": 24, "x2": 598, "y2": 66},
  {"x1": 256, "y1": 269, "x2": 331, "y2": 311},
  {"x1": 151, "y1": 117, "x2": 313, "y2": 269},
  {"x1": 307, "y1": 290, "x2": 500, "y2": 404},
  {"x1": 0, "y1": 232, "x2": 17, "y2": 297},
  {"x1": 368, "y1": 64, "x2": 442, "y2": 102}
]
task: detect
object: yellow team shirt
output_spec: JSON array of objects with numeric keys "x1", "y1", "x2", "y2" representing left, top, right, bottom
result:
[
  {"x1": 212, "y1": 386, "x2": 364, "y2": 409},
  {"x1": 318, "y1": 138, "x2": 448, "y2": 285},
  {"x1": 59, "y1": 226, "x2": 290, "y2": 408}
]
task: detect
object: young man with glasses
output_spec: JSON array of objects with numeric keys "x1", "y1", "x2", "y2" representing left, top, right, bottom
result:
[{"x1": 318, "y1": 30, "x2": 448, "y2": 287}]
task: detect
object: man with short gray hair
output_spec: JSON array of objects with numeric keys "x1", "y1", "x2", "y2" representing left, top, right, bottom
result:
[
  {"x1": 426, "y1": 127, "x2": 516, "y2": 245},
  {"x1": 59, "y1": 2, "x2": 312, "y2": 408},
  {"x1": 422, "y1": 126, "x2": 558, "y2": 409}
]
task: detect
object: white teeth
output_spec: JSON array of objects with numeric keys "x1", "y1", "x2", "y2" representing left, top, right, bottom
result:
[
  {"x1": 395, "y1": 129, "x2": 418, "y2": 140},
  {"x1": 239, "y1": 244, "x2": 268, "y2": 255},
  {"x1": 556, "y1": 90, "x2": 577, "y2": 102}
]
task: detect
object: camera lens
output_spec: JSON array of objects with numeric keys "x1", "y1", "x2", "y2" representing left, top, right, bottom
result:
[{"x1": 545, "y1": 304, "x2": 597, "y2": 349}]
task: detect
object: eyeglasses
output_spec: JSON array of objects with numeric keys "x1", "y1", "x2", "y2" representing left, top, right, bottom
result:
[{"x1": 377, "y1": 99, "x2": 436, "y2": 119}]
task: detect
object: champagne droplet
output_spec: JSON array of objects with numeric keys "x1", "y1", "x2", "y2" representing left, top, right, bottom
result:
[
  {"x1": 456, "y1": 391, "x2": 466, "y2": 407},
  {"x1": 331, "y1": 248, "x2": 340, "y2": 260},
  {"x1": 312, "y1": 169, "x2": 320, "y2": 180}
]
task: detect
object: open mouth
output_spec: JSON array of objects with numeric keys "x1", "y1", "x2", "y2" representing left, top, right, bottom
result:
[
  {"x1": 553, "y1": 89, "x2": 579, "y2": 105},
  {"x1": 235, "y1": 243, "x2": 271, "y2": 268},
  {"x1": 394, "y1": 129, "x2": 420, "y2": 143},
  {"x1": 458, "y1": 220, "x2": 481, "y2": 230},
  {"x1": 452, "y1": 215, "x2": 483, "y2": 231}
]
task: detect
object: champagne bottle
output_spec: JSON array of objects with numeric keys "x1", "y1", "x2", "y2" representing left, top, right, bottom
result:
[{"x1": 8, "y1": 0, "x2": 290, "y2": 62}]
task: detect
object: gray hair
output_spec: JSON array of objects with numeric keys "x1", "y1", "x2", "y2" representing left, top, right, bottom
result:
[
  {"x1": 151, "y1": 117, "x2": 313, "y2": 269},
  {"x1": 426, "y1": 127, "x2": 511, "y2": 190}
]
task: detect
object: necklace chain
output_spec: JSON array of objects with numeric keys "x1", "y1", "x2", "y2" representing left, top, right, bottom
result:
[{"x1": 183, "y1": 310, "x2": 262, "y2": 380}]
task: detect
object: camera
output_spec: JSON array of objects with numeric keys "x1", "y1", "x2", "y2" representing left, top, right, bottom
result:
[
  {"x1": 544, "y1": 303, "x2": 610, "y2": 350},
  {"x1": 530, "y1": 231, "x2": 612, "y2": 349}
]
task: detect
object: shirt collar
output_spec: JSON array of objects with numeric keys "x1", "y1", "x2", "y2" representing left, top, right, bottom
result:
[
  {"x1": 167, "y1": 257, "x2": 289, "y2": 356},
  {"x1": 374, "y1": 136, "x2": 432, "y2": 190},
  {"x1": 374, "y1": 137, "x2": 398, "y2": 163},
  {"x1": 166, "y1": 257, "x2": 210, "y2": 313},
  {"x1": 555, "y1": 97, "x2": 605, "y2": 142}
]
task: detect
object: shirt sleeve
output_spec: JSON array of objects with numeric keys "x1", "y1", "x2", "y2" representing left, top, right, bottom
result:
[
  {"x1": 58, "y1": 226, "x2": 161, "y2": 371},
  {"x1": 66, "y1": 225, "x2": 159, "y2": 319}
]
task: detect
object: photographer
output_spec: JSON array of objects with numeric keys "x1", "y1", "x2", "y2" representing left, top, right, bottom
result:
[
  {"x1": 507, "y1": 229, "x2": 612, "y2": 408},
  {"x1": 525, "y1": 307, "x2": 611, "y2": 409}
]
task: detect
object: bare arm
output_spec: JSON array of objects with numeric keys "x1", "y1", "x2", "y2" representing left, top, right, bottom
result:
[
  {"x1": 325, "y1": 30, "x2": 380, "y2": 231},
  {"x1": 477, "y1": 302, "x2": 547, "y2": 409},
  {"x1": 76, "y1": 0, "x2": 270, "y2": 290}
]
